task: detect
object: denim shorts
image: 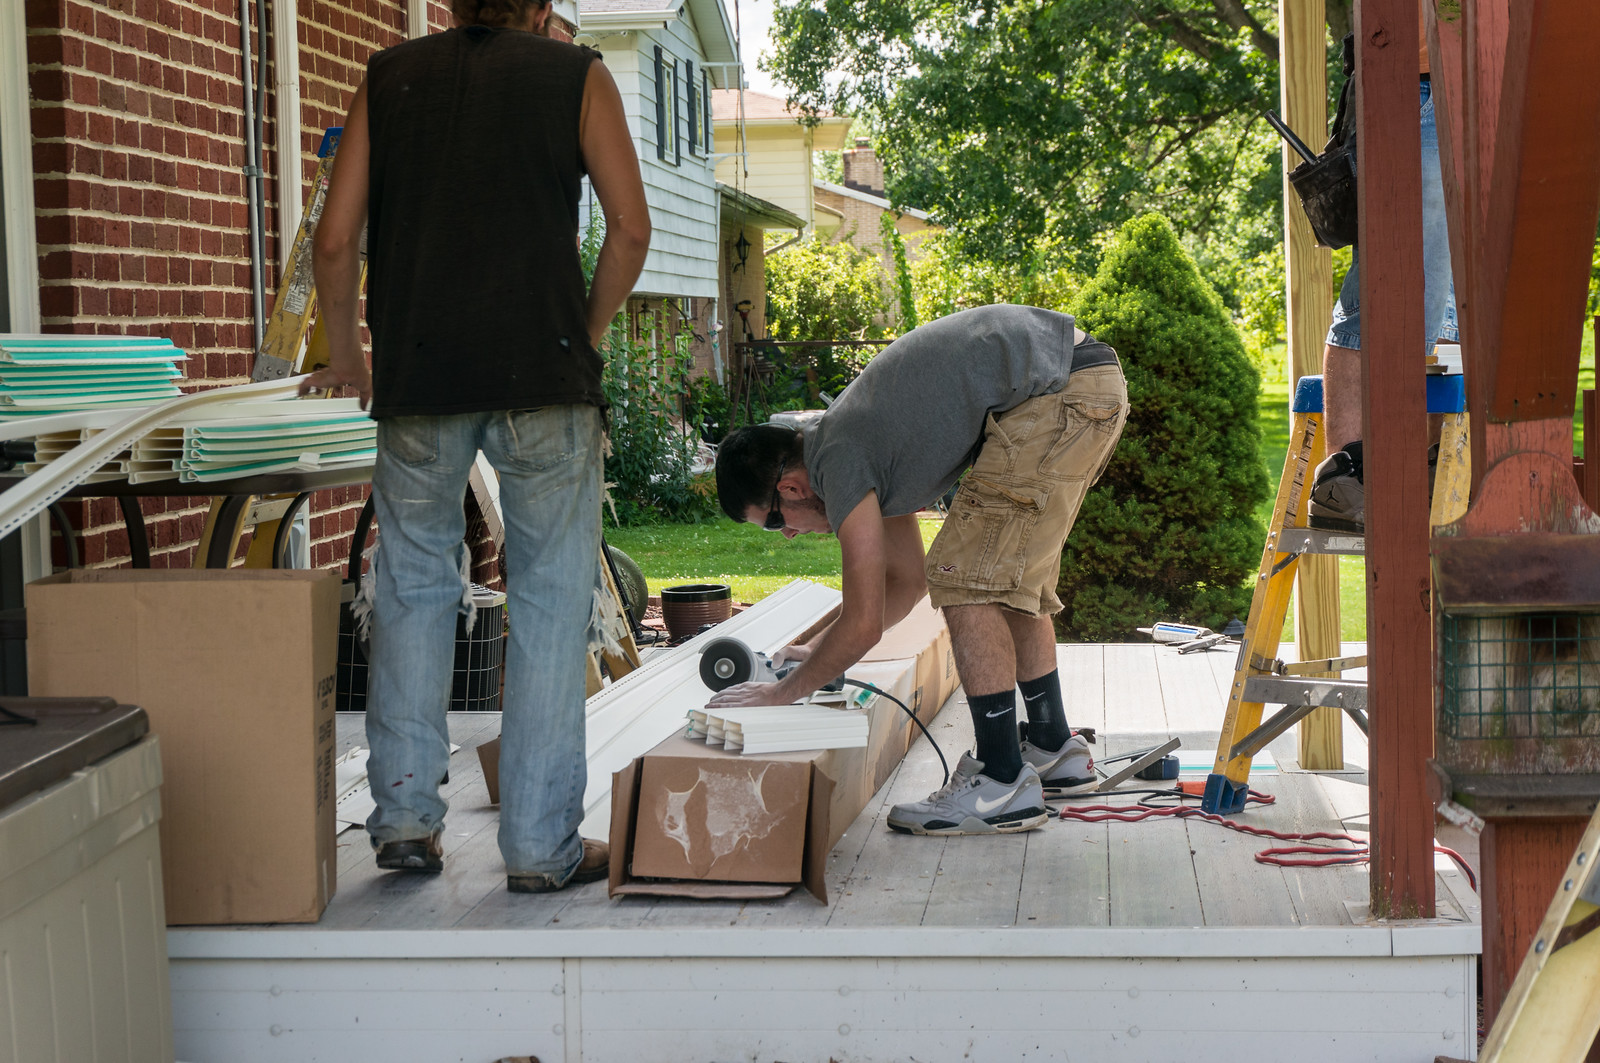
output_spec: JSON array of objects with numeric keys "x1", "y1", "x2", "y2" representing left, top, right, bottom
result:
[
  {"x1": 1326, "y1": 76, "x2": 1460, "y2": 354},
  {"x1": 925, "y1": 364, "x2": 1129, "y2": 617}
]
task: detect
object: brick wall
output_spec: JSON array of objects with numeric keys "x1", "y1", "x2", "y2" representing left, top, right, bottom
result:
[
  {"x1": 24, "y1": 0, "x2": 408, "y2": 571},
  {"x1": 23, "y1": 1, "x2": 583, "y2": 584}
]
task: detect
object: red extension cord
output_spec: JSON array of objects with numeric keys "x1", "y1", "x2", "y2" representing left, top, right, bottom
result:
[{"x1": 1057, "y1": 791, "x2": 1478, "y2": 892}]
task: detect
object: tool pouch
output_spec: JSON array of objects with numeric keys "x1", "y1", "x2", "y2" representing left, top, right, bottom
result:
[{"x1": 1285, "y1": 33, "x2": 1359, "y2": 250}]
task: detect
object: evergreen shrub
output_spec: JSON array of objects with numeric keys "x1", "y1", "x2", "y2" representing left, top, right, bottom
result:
[{"x1": 1057, "y1": 213, "x2": 1269, "y2": 640}]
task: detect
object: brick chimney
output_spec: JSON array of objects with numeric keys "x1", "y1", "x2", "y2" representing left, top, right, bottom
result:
[{"x1": 841, "y1": 138, "x2": 885, "y2": 198}]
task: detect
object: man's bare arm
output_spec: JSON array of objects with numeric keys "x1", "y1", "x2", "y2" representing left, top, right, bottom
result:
[
  {"x1": 579, "y1": 60, "x2": 650, "y2": 347},
  {"x1": 303, "y1": 81, "x2": 373, "y2": 407}
]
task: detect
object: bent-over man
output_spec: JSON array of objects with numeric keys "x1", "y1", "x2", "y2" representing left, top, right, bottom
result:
[{"x1": 712, "y1": 304, "x2": 1128, "y2": 835}]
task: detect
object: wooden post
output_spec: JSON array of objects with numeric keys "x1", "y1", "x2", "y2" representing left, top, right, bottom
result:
[
  {"x1": 1428, "y1": 0, "x2": 1600, "y2": 1034},
  {"x1": 1355, "y1": 0, "x2": 1435, "y2": 919},
  {"x1": 1479, "y1": 817, "x2": 1595, "y2": 1024},
  {"x1": 1280, "y1": 0, "x2": 1344, "y2": 771}
]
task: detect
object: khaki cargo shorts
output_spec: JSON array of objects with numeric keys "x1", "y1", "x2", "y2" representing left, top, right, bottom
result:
[{"x1": 925, "y1": 364, "x2": 1129, "y2": 616}]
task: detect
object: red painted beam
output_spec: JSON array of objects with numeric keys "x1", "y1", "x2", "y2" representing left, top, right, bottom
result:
[
  {"x1": 1478, "y1": 0, "x2": 1600, "y2": 426},
  {"x1": 1356, "y1": 0, "x2": 1435, "y2": 919}
]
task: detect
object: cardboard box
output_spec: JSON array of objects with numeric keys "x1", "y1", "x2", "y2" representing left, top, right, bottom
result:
[
  {"x1": 609, "y1": 600, "x2": 956, "y2": 903},
  {"x1": 858, "y1": 596, "x2": 959, "y2": 754},
  {"x1": 25, "y1": 569, "x2": 341, "y2": 925}
]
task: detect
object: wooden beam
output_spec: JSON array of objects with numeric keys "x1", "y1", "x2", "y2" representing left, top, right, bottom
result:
[
  {"x1": 1355, "y1": 0, "x2": 1435, "y2": 918},
  {"x1": 1479, "y1": 817, "x2": 1594, "y2": 1025},
  {"x1": 1476, "y1": 1, "x2": 1600, "y2": 427},
  {"x1": 1279, "y1": 0, "x2": 1344, "y2": 770}
]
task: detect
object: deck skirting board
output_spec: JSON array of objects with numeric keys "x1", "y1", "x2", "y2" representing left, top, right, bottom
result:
[
  {"x1": 170, "y1": 951, "x2": 1477, "y2": 1063},
  {"x1": 167, "y1": 922, "x2": 1478, "y2": 961}
]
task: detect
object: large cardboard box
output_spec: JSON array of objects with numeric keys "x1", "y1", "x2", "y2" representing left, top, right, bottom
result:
[
  {"x1": 610, "y1": 600, "x2": 956, "y2": 902},
  {"x1": 25, "y1": 569, "x2": 340, "y2": 925}
]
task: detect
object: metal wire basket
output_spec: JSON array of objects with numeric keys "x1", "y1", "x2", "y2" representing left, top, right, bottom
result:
[{"x1": 1440, "y1": 611, "x2": 1600, "y2": 740}]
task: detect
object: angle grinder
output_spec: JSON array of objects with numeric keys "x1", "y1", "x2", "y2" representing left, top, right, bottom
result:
[
  {"x1": 698, "y1": 637, "x2": 845, "y2": 694},
  {"x1": 698, "y1": 637, "x2": 798, "y2": 691}
]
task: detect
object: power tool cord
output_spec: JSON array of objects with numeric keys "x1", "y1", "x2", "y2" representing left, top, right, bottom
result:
[{"x1": 841, "y1": 678, "x2": 949, "y2": 789}]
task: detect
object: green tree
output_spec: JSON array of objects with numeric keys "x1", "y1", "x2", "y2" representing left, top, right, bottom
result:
[
  {"x1": 766, "y1": 0, "x2": 1290, "y2": 275},
  {"x1": 911, "y1": 231, "x2": 1085, "y2": 321},
  {"x1": 1057, "y1": 213, "x2": 1269, "y2": 640},
  {"x1": 765, "y1": 238, "x2": 889, "y2": 341}
]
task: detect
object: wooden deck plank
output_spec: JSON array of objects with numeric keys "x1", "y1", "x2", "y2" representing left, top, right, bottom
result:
[
  {"x1": 1153, "y1": 643, "x2": 1227, "y2": 733},
  {"x1": 1265, "y1": 771, "x2": 1367, "y2": 927},
  {"x1": 1101, "y1": 644, "x2": 1166, "y2": 734},
  {"x1": 1016, "y1": 817, "x2": 1110, "y2": 927},
  {"x1": 1056, "y1": 643, "x2": 1106, "y2": 736},
  {"x1": 1106, "y1": 814, "x2": 1204, "y2": 926},
  {"x1": 1186, "y1": 814, "x2": 1300, "y2": 927},
  {"x1": 922, "y1": 831, "x2": 1031, "y2": 927},
  {"x1": 825, "y1": 694, "x2": 964, "y2": 927}
]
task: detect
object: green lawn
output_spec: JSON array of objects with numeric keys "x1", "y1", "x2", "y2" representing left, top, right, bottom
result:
[
  {"x1": 611, "y1": 331, "x2": 1599, "y2": 640},
  {"x1": 605, "y1": 517, "x2": 942, "y2": 604}
]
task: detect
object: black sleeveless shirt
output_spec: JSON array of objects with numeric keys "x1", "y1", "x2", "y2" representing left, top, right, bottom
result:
[{"x1": 364, "y1": 28, "x2": 602, "y2": 418}]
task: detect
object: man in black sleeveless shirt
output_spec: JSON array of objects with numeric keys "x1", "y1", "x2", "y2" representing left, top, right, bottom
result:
[{"x1": 306, "y1": 0, "x2": 649, "y2": 892}]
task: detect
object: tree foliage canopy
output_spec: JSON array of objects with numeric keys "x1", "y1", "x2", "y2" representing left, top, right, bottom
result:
[
  {"x1": 766, "y1": 0, "x2": 1298, "y2": 275},
  {"x1": 1057, "y1": 213, "x2": 1269, "y2": 639}
]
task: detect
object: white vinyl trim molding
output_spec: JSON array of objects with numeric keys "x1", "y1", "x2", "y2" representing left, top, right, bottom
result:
[
  {"x1": 273, "y1": 0, "x2": 302, "y2": 274},
  {"x1": 0, "y1": 1, "x2": 40, "y2": 333},
  {"x1": 0, "y1": 377, "x2": 305, "y2": 542}
]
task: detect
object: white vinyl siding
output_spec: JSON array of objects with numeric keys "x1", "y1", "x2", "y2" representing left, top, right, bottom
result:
[{"x1": 581, "y1": 19, "x2": 717, "y2": 299}]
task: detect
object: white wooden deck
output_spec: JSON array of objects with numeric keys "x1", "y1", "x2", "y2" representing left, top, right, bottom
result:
[{"x1": 167, "y1": 643, "x2": 1482, "y2": 1063}]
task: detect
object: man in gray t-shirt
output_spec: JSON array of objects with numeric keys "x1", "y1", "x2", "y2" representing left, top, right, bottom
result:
[{"x1": 712, "y1": 304, "x2": 1129, "y2": 837}]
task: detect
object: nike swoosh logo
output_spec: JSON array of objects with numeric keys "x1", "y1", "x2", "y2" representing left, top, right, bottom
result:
[
  {"x1": 984, "y1": 707, "x2": 1013, "y2": 718},
  {"x1": 1023, "y1": 692, "x2": 1046, "y2": 702},
  {"x1": 974, "y1": 793, "x2": 1013, "y2": 813}
]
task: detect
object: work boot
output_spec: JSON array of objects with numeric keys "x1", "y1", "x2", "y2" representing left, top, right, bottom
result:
[
  {"x1": 1307, "y1": 441, "x2": 1364, "y2": 533},
  {"x1": 375, "y1": 834, "x2": 444, "y2": 873},
  {"x1": 507, "y1": 839, "x2": 609, "y2": 893}
]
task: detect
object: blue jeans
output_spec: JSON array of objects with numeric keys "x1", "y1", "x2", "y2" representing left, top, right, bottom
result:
[
  {"x1": 364, "y1": 405, "x2": 603, "y2": 883},
  {"x1": 1327, "y1": 76, "x2": 1460, "y2": 353}
]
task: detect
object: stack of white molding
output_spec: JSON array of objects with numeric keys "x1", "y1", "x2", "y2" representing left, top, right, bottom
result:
[
  {"x1": 0, "y1": 335, "x2": 185, "y2": 417},
  {"x1": 168, "y1": 398, "x2": 374, "y2": 483},
  {"x1": 687, "y1": 704, "x2": 869, "y2": 755},
  {"x1": 578, "y1": 579, "x2": 844, "y2": 841},
  {"x1": 18, "y1": 396, "x2": 374, "y2": 484}
]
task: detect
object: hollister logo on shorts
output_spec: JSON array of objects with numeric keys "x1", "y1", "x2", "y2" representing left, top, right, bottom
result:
[{"x1": 937, "y1": 564, "x2": 958, "y2": 574}]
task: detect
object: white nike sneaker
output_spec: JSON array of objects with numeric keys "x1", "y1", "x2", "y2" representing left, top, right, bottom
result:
[
  {"x1": 886, "y1": 754, "x2": 1049, "y2": 836},
  {"x1": 1020, "y1": 732, "x2": 1096, "y2": 794}
]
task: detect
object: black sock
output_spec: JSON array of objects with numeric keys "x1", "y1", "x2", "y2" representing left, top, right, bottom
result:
[
  {"x1": 968, "y1": 690, "x2": 1023, "y2": 784},
  {"x1": 1018, "y1": 670, "x2": 1070, "y2": 751}
]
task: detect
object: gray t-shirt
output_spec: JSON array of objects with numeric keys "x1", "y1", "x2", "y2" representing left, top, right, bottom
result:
[{"x1": 803, "y1": 304, "x2": 1080, "y2": 528}]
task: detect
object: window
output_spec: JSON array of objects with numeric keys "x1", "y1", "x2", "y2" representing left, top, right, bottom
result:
[
  {"x1": 654, "y1": 45, "x2": 682, "y2": 166},
  {"x1": 703, "y1": 70, "x2": 712, "y2": 152}
]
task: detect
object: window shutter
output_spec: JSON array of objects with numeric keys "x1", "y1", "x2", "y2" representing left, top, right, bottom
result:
[
  {"x1": 653, "y1": 46, "x2": 665, "y2": 160},
  {"x1": 703, "y1": 71, "x2": 712, "y2": 151},
  {"x1": 686, "y1": 60, "x2": 698, "y2": 155}
]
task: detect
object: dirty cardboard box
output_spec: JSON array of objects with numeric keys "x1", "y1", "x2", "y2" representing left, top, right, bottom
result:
[
  {"x1": 610, "y1": 599, "x2": 956, "y2": 902},
  {"x1": 26, "y1": 569, "x2": 341, "y2": 925}
]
